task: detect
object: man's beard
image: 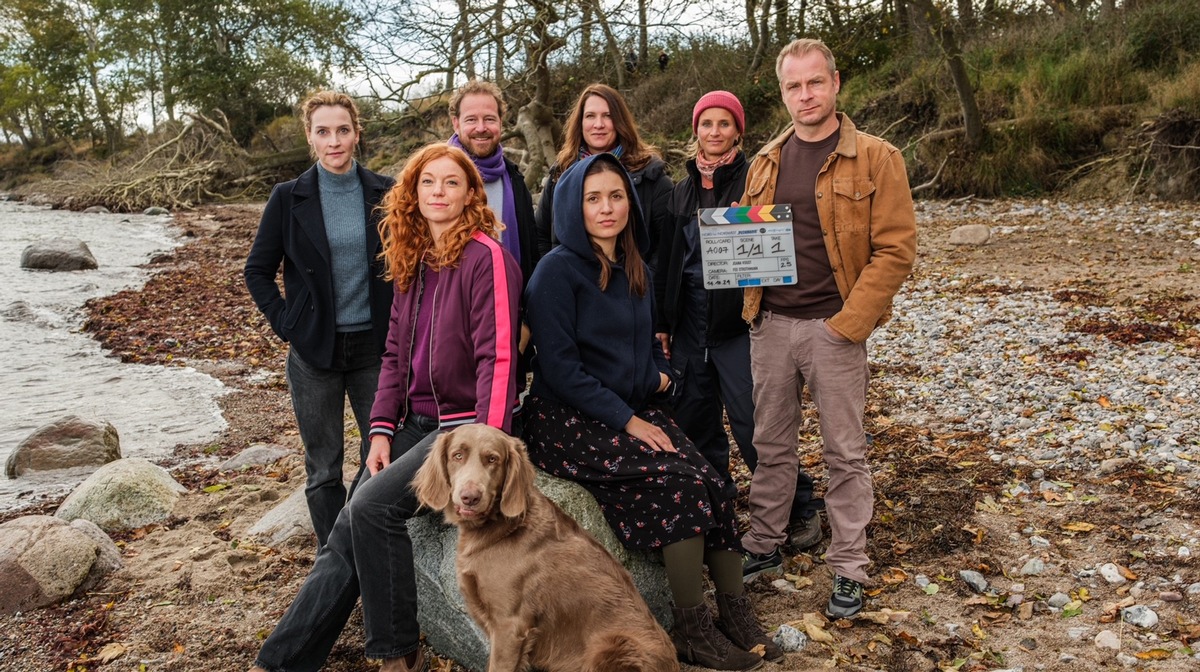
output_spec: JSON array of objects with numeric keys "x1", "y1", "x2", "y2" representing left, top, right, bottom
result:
[{"x1": 463, "y1": 135, "x2": 499, "y2": 159}]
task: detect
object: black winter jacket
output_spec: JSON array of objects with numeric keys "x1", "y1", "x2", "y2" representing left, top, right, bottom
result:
[
  {"x1": 244, "y1": 164, "x2": 395, "y2": 369},
  {"x1": 654, "y1": 152, "x2": 749, "y2": 343}
]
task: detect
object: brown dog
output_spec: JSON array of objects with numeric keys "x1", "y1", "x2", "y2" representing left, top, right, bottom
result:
[{"x1": 412, "y1": 424, "x2": 679, "y2": 672}]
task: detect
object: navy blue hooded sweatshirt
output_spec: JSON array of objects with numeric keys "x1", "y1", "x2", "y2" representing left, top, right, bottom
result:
[{"x1": 525, "y1": 153, "x2": 672, "y2": 430}]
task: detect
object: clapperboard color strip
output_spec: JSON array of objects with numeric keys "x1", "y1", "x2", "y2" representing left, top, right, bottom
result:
[{"x1": 698, "y1": 204, "x2": 792, "y2": 225}]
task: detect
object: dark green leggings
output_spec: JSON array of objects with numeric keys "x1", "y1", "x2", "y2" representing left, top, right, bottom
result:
[{"x1": 661, "y1": 535, "x2": 744, "y2": 609}]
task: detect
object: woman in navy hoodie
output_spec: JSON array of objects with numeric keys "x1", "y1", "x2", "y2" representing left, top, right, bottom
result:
[
  {"x1": 523, "y1": 153, "x2": 780, "y2": 671},
  {"x1": 249, "y1": 143, "x2": 521, "y2": 672}
]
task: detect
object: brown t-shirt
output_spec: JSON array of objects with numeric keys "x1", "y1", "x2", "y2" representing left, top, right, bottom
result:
[{"x1": 762, "y1": 127, "x2": 843, "y2": 319}]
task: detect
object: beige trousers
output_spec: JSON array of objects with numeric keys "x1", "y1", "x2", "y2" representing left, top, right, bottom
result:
[{"x1": 743, "y1": 312, "x2": 872, "y2": 584}]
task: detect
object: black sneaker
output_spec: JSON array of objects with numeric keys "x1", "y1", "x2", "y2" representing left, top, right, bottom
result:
[
  {"x1": 826, "y1": 575, "x2": 864, "y2": 619},
  {"x1": 742, "y1": 548, "x2": 783, "y2": 583}
]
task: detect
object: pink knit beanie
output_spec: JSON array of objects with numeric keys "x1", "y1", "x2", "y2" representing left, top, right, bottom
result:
[{"x1": 692, "y1": 90, "x2": 745, "y2": 135}]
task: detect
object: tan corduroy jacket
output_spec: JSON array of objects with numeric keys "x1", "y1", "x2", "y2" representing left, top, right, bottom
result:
[{"x1": 740, "y1": 113, "x2": 917, "y2": 343}]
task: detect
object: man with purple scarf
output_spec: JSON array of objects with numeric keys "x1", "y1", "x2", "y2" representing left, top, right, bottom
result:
[{"x1": 447, "y1": 80, "x2": 540, "y2": 286}]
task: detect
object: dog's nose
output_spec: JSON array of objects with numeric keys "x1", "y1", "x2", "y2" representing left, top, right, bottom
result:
[{"x1": 460, "y1": 487, "x2": 481, "y2": 508}]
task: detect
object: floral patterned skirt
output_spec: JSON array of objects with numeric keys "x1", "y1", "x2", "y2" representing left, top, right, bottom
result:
[{"x1": 523, "y1": 396, "x2": 740, "y2": 552}]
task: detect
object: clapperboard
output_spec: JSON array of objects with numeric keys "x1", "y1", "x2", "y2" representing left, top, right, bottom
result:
[{"x1": 697, "y1": 205, "x2": 797, "y2": 289}]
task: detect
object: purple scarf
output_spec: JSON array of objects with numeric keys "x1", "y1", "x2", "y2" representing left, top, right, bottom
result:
[{"x1": 449, "y1": 134, "x2": 520, "y2": 264}]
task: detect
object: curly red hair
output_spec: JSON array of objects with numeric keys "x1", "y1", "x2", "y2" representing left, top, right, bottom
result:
[{"x1": 378, "y1": 144, "x2": 503, "y2": 292}]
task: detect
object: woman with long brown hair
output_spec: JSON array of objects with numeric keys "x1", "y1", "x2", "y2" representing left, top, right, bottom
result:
[
  {"x1": 249, "y1": 143, "x2": 521, "y2": 672},
  {"x1": 534, "y1": 83, "x2": 672, "y2": 261},
  {"x1": 523, "y1": 154, "x2": 780, "y2": 670}
]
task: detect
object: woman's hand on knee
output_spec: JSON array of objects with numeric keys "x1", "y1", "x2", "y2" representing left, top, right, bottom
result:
[
  {"x1": 366, "y1": 435, "x2": 392, "y2": 475},
  {"x1": 624, "y1": 416, "x2": 677, "y2": 453}
]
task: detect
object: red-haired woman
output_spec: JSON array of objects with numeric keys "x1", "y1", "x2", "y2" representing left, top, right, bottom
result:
[
  {"x1": 534, "y1": 83, "x2": 673, "y2": 261},
  {"x1": 249, "y1": 143, "x2": 521, "y2": 672}
]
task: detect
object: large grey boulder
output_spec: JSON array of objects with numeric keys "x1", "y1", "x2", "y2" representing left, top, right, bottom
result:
[
  {"x1": 0, "y1": 515, "x2": 120, "y2": 615},
  {"x1": 55, "y1": 458, "x2": 187, "y2": 532},
  {"x1": 410, "y1": 471, "x2": 672, "y2": 672},
  {"x1": 20, "y1": 238, "x2": 99, "y2": 271},
  {"x1": 6, "y1": 415, "x2": 121, "y2": 479},
  {"x1": 247, "y1": 486, "x2": 313, "y2": 545}
]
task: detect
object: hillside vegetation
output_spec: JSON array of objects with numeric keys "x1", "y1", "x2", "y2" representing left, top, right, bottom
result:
[{"x1": 3, "y1": 0, "x2": 1198, "y2": 207}]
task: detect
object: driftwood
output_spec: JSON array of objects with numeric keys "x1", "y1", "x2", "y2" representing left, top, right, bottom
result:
[
  {"x1": 43, "y1": 110, "x2": 304, "y2": 212},
  {"x1": 911, "y1": 153, "x2": 952, "y2": 195}
]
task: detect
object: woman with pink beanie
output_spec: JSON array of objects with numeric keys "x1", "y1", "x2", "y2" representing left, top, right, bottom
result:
[{"x1": 654, "y1": 91, "x2": 822, "y2": 559}]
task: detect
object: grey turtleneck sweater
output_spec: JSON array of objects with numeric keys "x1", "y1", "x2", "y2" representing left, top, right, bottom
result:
[{"x1": 316, "y1": 161, "x2": 372, "y2": 332}]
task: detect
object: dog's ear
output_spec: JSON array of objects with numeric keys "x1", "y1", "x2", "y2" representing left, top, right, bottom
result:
[
  {"x1": 412, "y1": 431, "x2": 454, "y2": 511},
  {"x1": 499, "y1": 436, "x2": 536, "y2": 519}
]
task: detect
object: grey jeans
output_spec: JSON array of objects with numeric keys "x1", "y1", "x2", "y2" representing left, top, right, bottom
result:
[
  {"x1": 743, "y1": 312, "x2": 872, "y2": 584},
  {"x1": 285, "y1": 331, "x2": 381, "y2": 548},
  {"x1": 254, "y1": 416, "x2": 441, "y2": 671}
]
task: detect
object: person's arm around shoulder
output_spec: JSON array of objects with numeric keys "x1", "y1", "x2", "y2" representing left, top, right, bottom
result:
[
  {"x1": 827, "y1": 144, "x2": 917, "y2": 343},
  {"x1": 244, "y1": 184, "x2": 290, "y2": 339}
]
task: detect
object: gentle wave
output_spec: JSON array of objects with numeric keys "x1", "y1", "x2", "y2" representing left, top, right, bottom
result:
[{"x1": 0, "y1": 201, "x2": 227, "y2": 510}]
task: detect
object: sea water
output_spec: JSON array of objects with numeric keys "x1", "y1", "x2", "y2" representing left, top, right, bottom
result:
[{"x1": 0, "y1": 200, "x2": 226, "y2": 511}]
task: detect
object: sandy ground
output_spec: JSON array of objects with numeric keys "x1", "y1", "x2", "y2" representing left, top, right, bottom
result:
[{"x1": 2, "y1": 198, "x2": 1199, "y2": 672}]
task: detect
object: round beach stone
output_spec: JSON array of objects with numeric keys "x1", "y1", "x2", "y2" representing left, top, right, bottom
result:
[
  {"x1": 948, "y1": 224, "x2": 991, "y2": 246},
  {"x1": 0, "y1": 515, "x2": 106, "y2": 615},
  {"x1": 19, "y1": 238, "x2": 98, "y2": 271},
  {"x1": 5, "y1": 415, "x2": 121, "y2": 479},
  {"x1": 55, "y1": 458, "x2": 186, "y2": 532}
]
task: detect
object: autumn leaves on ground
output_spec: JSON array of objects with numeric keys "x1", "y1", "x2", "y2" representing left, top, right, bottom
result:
[{"x1": 2, "y1": 199, "x2": 1199, "y2": 671}]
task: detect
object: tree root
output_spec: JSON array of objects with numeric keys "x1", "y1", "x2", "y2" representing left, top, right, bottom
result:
[{"x1": 48, "y1": 111, "x2": 279, "y2": 212}]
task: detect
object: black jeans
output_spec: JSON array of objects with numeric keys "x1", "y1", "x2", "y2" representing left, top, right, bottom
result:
[
  {"x1": 285, "y1": 331, "x2": 381, "y2": 548},
  {"x1": 671, "y1": 330, "x2": 817, "y2": 519},
  {"x1": 254, "y1": 413, "x2": 441, "y2": 671}
]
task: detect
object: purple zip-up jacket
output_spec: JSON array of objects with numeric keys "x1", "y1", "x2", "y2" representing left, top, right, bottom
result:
[{"x1": 369, "y1": 231, "x2": 522, "y2": 437}]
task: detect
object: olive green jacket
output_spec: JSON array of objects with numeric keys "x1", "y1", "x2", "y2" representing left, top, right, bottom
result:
[{"x1": 740, "y1": 113, "x2": 917, "y2": 343}]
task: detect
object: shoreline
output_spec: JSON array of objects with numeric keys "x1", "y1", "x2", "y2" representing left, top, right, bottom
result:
[{"x1": 0, "y1": 201, "x2": 230, "y2": 514}]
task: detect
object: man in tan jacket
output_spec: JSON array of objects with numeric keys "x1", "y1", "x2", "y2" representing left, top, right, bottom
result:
[{"x1": 739, "y1": 38, "x2": 917, "y2": 619}]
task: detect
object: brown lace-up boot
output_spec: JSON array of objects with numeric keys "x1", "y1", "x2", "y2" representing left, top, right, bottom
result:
[
  {"x1": 670, "y1": 602, "x2": 764, "y2": 671},
  {"x1": 716, "y1": 592, "x2": 785, "y2": 663}
]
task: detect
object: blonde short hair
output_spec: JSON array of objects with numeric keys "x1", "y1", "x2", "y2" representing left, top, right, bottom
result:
[
  {"x1": 775, "y1": 39, "x2": 837, "y2": 82},
  {"x1": 300, "y1": 91, "x2": 363, "y2": 135}
]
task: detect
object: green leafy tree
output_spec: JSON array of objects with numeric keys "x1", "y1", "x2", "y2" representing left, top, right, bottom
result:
[
  {"x1": 0, "y1": 0, "x2": 93, "y2": 146},
  {"x1": 101, "y1": 0, "x2": 362, "y2": 144}
]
